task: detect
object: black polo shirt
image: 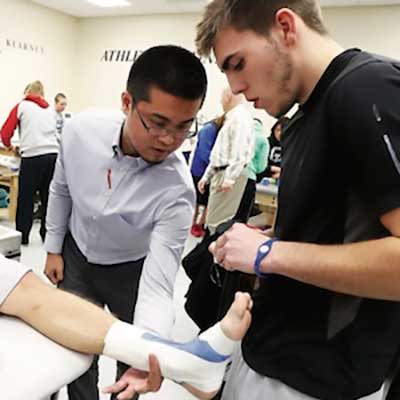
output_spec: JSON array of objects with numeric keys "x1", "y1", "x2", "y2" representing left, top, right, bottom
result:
[{"x1": 242, "y1": 49, "x2": 400, "y2": 400}]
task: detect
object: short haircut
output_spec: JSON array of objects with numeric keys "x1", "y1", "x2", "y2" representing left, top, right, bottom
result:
[
  {"x1": 196, "y1": 0, "x2": 328, "y2": 57},
  {"x1": 55, "y1": 93, "x2": 67, "y2": 103},
  {"x1": 26, "y1": 80, "x2": 45, "y2": 97},
  {"x1": 23, "y1": 83, "x2": 31, "y2": 95},
  {"x1": 127, "y1": 45, "x2": 207, "y2": 105}
]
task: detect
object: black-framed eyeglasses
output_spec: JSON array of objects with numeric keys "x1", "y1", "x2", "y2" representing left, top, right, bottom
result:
[{"x1": 134, "y1": 100, "x2": 198, "y2": 139}]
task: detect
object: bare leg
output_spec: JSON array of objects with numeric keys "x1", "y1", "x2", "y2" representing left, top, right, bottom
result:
[{"x1": 103, "y1": 292, "x2": 253, "y2": 393}]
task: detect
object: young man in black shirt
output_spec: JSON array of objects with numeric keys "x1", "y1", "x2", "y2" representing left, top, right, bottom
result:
[{"x1": 196, "y1": 1, "x2": 400, "y2": 399}]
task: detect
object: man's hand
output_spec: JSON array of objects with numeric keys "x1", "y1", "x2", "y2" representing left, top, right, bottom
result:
[
  {"x1": 218, "y1": 182, "x2": 233, "y2": 192},
  {"x1": 271, "y1": 166, "x2": 281, "y2": 179},
  {"x1": 209, "y1": 223, "x2": 269, "y2": 274},
  {"x1": 198, "y1": 178, "x2": 208, "y2": 194},
  {"x1": 102, "y1": 356, "x2": 163, "y2": 399},
  {"x1": 44, "y1": 253, "x2": 64, "y2": 285}
]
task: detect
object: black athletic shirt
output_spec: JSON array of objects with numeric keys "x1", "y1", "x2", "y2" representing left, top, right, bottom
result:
[{"x1": 242, "y1": 49, "x2": 400, "y2": 400}]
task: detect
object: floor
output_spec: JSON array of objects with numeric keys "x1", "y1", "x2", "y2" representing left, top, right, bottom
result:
[{"x1": 10, "y1": 220, "x2": 203, "y2": 400}]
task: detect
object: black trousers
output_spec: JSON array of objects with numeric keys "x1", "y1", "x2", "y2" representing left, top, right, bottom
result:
[
  {"x1": 59, "y1": 234, "x2": 145, "y2": 400},
  {"x1": 234, "y1": 178, "x2": 256, "y2": 223},
  {"x1": 16, "y1": 153, "x2": 57, "y2": 243}
]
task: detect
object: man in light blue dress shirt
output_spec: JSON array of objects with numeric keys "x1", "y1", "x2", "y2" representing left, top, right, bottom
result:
[{"x1": 44, "y1": 45, "x2": 207, "y2": 400}]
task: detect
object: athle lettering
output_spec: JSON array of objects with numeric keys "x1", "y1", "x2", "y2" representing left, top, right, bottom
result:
[{"x1": 100, "y1": 49, "x2": 143, "y2": 62}]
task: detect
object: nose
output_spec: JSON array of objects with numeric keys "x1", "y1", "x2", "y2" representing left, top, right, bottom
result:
[
  {"x1": 157, "y1": 132, "x2": 176, "y2": 146},
  {"x1": 227, "y1": 72, "x2": 247, "y2": 96}
]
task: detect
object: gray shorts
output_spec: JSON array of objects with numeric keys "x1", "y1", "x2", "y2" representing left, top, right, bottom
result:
[{"x1": 222, "y1": 349, "x2": 390, "y2": 400}]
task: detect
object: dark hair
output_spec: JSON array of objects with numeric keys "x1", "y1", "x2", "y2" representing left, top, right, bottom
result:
[
  {"x1": 196, "y1": 0, "x2": 328, "y2": 57},
  {"x1": 127, "y1": 45, "x2": 207, "y2": 105},
  {"x1": 271, "y1": 116, "x2": 290, "y2": 136},
  {"x1": 55, "y1": 93, "x2": 67, "y2": 103}
]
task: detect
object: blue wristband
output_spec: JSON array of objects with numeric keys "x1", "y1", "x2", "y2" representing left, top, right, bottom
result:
[{"x1": 254, "y1": 238, "x2": 277, "y2": 279}]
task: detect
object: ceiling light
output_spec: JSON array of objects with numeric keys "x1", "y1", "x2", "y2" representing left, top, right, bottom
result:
[{"x1": 86, "y1": 0, "x2": 131, "y2": 7}]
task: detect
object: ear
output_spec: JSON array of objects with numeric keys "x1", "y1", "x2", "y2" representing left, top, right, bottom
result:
[
  {"x1": 121, "y1": 91, "x2": 133, "y2": 113},
  {"x1": 274, "y1": 8, "x2": 298, "y2": 47}
]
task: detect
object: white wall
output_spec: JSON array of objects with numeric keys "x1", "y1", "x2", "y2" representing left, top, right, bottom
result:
[
  {"x1": 325, "y1": 6, "x2": 400, "y2": 59},
  {"x1": 74, "y1": 5, "x2": 400, "y2": 131},
  {"x1": 74, "y1": 13, "x2": 228, "y2": 123},
  {"x1": 0, "y1": 0, "x2": 78, "y2": 122},
  {"x1": 1, "y1": 3, "x2": 400, "y2": 131}
]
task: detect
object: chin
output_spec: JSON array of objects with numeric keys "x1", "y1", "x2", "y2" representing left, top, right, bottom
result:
[{"x1": 141, "y1": 154, "x2": 165, "y2": 165}]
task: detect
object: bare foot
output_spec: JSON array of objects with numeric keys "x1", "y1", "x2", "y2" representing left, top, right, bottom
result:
[{"x1": 220, "y1": 292, "x2": 253, "y2": 341}]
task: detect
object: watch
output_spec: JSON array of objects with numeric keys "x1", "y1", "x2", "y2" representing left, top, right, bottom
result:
[{"x1": 254, "y1": 238, "x2": 277, "y2": 279}]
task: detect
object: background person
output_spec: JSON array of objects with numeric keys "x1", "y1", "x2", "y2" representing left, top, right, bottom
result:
[
  {"x1": 260, "y1": 116, "x2": 289, "y2": 181},
  {"x1": 198, "y1": 88, "x2": 254, "y2": 234},
  {"x1": 0, "y1": 80, "x2": 58, "y2": 244},
  {"x1": 234, "y1": 118, "x2": 269, "y2": 222},
  {"x1": 54, "y1": 92, "x2": 68, "y2": 139},
  {"x1": 190, "y1": 115, "x2": 224, "y2": 237}
]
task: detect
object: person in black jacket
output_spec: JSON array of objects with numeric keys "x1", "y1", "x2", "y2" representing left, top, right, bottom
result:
[{"x1": 257, "y1": 116, "x2": 289, "y2": 181}]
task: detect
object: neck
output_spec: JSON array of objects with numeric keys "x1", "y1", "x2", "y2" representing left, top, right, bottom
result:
[
  {"x1": 297, "y1": 34, "x2": 344, "y2": 104},
  {"x1": 121, "y1": 123, "x2": 139, "y2": 157}
]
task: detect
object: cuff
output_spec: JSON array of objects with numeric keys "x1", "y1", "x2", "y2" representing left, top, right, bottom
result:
[{"x1": 44, "y1": 234, "x2": 65, "y2": 254}]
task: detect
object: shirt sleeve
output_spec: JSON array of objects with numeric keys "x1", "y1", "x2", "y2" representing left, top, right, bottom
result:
[
  {"x1": 253, "y1": 132, "x2": 270, "y2": 175},
  {"x1": 327, "y1": 60, "x2": 400, "y2": 218},
  {"x1": 202, "y1": 126, "x2": 226, "y2": 182},
  {"x1": 44, "y1": 125, "x2": 73, "y2": 254},
  {"x1": 224, "y1": 114, "x2": 255, "y2": 185},
  {"x1": 0, "y1": 255, "x2": 31, "y2": 306},
  {"x1": 0, "y1": 104, "x2": 19, "y2": 147},
  {"x1": 133, "y1": 184, "x2": 195, "y2": 338},
  {"x1": 199, "y1": 123, "x2": 217, "y2": 165},
  {"x1": 202, "y1": 162, "x2": 217, "y2": 183}
]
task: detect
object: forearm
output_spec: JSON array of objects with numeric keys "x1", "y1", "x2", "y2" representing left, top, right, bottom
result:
[
  {"x1": 2, "y1": 272, "x2": 115, "y2": 353},
  {"x1": 135, "y1": 193, "x2": 192, "y2": 336},
  {"x1": 224, "y1": 161, "x2": 247, "y2": 184},
  {"x1": 202, "y1": 164, "x2": 216, "y2": 183},
  {"x1": 44, "y1": 145, "x2": 72, "y2": 253},
  {"x1": 267, "y1": 237, "x2": 400, "y2": 300}
]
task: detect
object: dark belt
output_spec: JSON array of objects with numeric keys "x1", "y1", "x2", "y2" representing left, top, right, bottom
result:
[{"x1": 214, "y1": 165, "x2": 228, "y2": 172}]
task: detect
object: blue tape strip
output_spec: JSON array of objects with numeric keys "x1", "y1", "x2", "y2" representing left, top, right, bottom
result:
[{"x1": 142, "y1": 333, "x2": 229, "y2": 363}]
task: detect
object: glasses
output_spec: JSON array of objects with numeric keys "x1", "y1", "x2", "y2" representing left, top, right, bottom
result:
[{"x1": 134, "y1": 102, "x2": 197, "y2": 139}]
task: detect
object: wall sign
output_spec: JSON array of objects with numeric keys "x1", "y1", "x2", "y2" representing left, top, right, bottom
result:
[
  {"x1": 100, "y1": 48, "x2": 214, "y2": 64},
  {"x1": 5, "y1": 38, "x2": 45, "y2": 54}
]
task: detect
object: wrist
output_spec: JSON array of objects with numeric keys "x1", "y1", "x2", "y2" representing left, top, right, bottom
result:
[{"x1": 254, "y1": 238, "x2": 279, "y2": 278}]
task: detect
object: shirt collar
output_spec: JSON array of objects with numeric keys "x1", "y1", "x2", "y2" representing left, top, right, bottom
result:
[
  {"x1": 111, "y1": 121, "x2": 124, "y2": 159},
  {"x1": 110, "y1": 121, "x2": 158, "y2": 170}
]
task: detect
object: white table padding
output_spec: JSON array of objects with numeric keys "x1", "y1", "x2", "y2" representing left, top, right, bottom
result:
[{"x1": 0, "y1": 315, "x2": 93, "y2": 399}]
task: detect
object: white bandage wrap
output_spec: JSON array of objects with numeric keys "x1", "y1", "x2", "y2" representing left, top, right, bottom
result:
[{"x1": 103, "y1": 321, "x2": 238, "y2": 392}]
